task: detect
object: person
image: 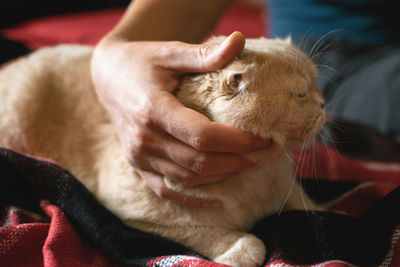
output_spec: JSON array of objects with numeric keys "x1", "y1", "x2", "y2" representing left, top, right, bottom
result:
[
  {"x1": 91, "y1": 0, "x2": 400, "y2": 207},
  {"x1": 91, "y1": 1, "x2": 272, "y2": 207}
]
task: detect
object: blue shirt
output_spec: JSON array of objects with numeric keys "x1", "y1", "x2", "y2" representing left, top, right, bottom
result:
[{"x1": 266, "y1": 0, "x2": 399, "y2": 44}]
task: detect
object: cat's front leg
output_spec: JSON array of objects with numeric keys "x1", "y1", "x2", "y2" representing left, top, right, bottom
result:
[
  {"x1": 212, "y1": 232, "x2": 266, "y2": 267},
  {"x1": 130, "y1": 221, "x2": 266, "y2": 267}
]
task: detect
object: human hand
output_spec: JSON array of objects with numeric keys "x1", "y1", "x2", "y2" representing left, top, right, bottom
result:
[{"x1": 91, "y1": 32, "x2": 271, "y2": 207}]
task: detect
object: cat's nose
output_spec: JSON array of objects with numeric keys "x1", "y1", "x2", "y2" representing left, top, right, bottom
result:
[{"x1": 318, "y1": 98, "x2": 325, "y2": 109}]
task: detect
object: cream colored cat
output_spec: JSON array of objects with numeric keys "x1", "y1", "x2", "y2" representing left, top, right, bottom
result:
[{"x1": 0, "y1": 37, "x2": 325, "y2": 266}]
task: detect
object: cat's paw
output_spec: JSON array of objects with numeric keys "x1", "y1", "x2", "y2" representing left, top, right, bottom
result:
[{"x1": 214, "y1": 234, "x2": 266, "y2": 267}]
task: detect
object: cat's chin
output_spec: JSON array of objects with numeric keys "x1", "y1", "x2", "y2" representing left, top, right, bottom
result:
[
  {"x1": 286, "y1": 136, "x2": 316, "y2": 152},
  {"x1": 242, "y1": 138, "x2": 295, "y2": 164}
]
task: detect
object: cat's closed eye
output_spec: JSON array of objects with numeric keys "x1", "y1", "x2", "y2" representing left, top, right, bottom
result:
[{"x1": 297, "y1": 93, "x2": 306, "y2": 98}]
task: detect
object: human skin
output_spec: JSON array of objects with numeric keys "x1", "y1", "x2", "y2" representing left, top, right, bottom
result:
[{"x1": 90, "y1": 0, "x2": 271, "y2": 207}]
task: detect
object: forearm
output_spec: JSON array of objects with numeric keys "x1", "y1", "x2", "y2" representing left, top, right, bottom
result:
[{"x1": 106, "y1": 0, "x2": 232, "y2": 43}]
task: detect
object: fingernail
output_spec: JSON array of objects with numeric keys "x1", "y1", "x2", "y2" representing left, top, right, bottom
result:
[
  {"x1": 221, "y1": 35, "x2": 231, "y2": 47},
  {"x1": 219, "y1": 34, "x2": 234, "y2": 52}
]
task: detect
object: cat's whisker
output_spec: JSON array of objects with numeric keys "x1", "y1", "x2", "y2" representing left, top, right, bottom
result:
[
  {"x1": 325, "y1": 120, "x2": 361, "y2": 144},
  {"x1": 297, "y1": 136, "x2": 309, "y2": 178},
  {"x1": 278, "y1": 142, "x2": 305, "y2": 215},
  {"x1": 310, "y1": 136, "x2": 317, "y2": 182},
  {"x1": 296, "y1": 26, "x2": 331, "y2": 61},
  {"x1": 321, "y1": 128, "x2": 341, "y2": 146},
  {"x1": 320, "y1": 119, "x2": 363, "y2": 181},
  {"x1": 313, "y1": 64, "x2": 337, "y2": 73},
  {"x1": 317, "y1": 74, "x2": 337, "y2": 87},
  {"x1": 278, "y1": 170, "x2": 297, "y2": 216},
  {"x1": 296, "y1": 27, "x2": 313, "y2": 52},
  {"x1": 300, "y1": 31, "x2": 340, "y2": 95},
  {"x1": 309, "y1": 48, "x2": 333, "y2": 63},
  {"x1": 325, "y1": 119, "x2": 354, "y2": 134},
  {"x1": 307, "y1": 29, "x2": 342, "y2": 60},
  {"x1": 283, "y1": 149, "x2": 296, "y2": 166},
  {"x1": 314, "y1": 135, "x2": 323, "y2": 192},
  {"x1": 281, "y1": 138, "x2": 309, "y2": 214},
  {"x1": 315, "y1": 135, "x2": 325, "y2": 196},
  {"x1": 318, "y1": 130, "x2": 343, "y2": 178},
  {"x1": 323, "y1": 80, "x2": 355, "y2": 110},
  {"x1": 299, "y1": 136, "x2": 316, "y2": 213}
]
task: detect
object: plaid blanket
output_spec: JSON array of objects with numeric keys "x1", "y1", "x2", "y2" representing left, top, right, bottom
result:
[{"x1": 1, "y1": 120, "x2": 399, "y2": 267}]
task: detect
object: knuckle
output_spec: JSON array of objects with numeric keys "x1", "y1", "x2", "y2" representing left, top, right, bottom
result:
[
  {"x1": 179, "y1": 172, "x2": 198, "y2": 187},
  {"x1": 127, "y1": 130, "x2": 151, "y2": 160},
  {"x1": 190, "y1": 130, "x2": 211, "y2": 151},
  {"x1": 131, "y1": 131, "x2": 147, "y2": 151},
  {"x1": 125, "y1": 148, "x2": 147, "y2": 170},
  {"x1": 197, "y1": 44, "x2": 212, "y2": 70},
  {"x1": 192, "y1": 153, "x2": 211, "y2": 175},
  {"x1": 135, "y1": 103, "x2": 153, "y2": 127},
  {"x1": 157, "y1": 41, "x2": 181, "y2": 61}
]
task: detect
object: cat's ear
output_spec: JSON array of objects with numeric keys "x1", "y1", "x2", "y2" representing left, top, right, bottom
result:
[
  {"x1": 283, "y1": 35, "x2": 292, "y2": 44},
  {"x1": 225, "y1": 71, "x2": 246, "y2": 93}
]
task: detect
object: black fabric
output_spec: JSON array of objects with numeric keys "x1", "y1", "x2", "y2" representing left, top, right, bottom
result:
[
  {"x1": 252, "y1": 187, "x2": 400, "y2": 266},
  {"x1": 0, "y1": 1, "x2": 130, "y2": 29},
  {"x1": 0, "y1": 148, "x2": 193, "y2": 266},
  {"x1": 301, "y1": 179, "x2": 360, "y2": 203},
  {"x1": 0, "y1": 35, "x2": 31, "y2": 65}
]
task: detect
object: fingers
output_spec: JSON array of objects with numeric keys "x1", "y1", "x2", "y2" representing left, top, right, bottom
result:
[
  {"x1": 127, "y1": 125, "x2": 253, "y2": 186},
  {"x1": 149, "y1": 157, "x2": 230, "y2": 186},
  {"x1": 152, "y1": 31, "x2": 246, "y2": 72},
  {"x1": 137, "y1": 169, "x2": 221, "y2": 208},
  {"x1": 155, "y1": 133, "x2": 254, "y2": 177},
  {"x1": 131, "y1": 154, "x2": 230, "y2": 187},
  {"x1": 152, "y1": 158, "x2": 228, "y2": 187},
  {"x1": 154, "y1": 92, "x2": 271, "y2": 153}
]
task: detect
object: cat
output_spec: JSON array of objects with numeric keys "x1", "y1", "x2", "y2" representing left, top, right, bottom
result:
[{"x1": 0, "y1": 37, "x2": 325, "y2": 266}]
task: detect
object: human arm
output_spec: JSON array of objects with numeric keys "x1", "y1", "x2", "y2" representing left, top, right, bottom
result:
[{"x1": 90, "y1": 0, "x2": 271, "y2": 207}]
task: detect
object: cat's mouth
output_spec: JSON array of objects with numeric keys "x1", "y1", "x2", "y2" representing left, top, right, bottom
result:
[
  {"x1": 294, "y1": 113, "x2": 326, "y2": 138},
  {"x1": 282, "y1": 114, "x2": 326, "y2": 149}
]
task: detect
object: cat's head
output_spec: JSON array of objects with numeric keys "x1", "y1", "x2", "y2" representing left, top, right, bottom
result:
[{"x1": 177, "y1": 37, "x2": 325, "y2": 152}]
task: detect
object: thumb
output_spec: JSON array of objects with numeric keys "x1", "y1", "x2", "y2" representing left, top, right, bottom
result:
[{"x1": 154, "y1": 31, "x2": 245, "y2": 73}]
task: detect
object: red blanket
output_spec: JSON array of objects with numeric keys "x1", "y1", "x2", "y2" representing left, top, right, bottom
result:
[{"x1": 1, "y1": 2, "x2": 266, "y2": 49}]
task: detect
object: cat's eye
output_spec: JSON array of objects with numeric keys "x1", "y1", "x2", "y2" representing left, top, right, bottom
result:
[
  {"x1": 297, "y1": 93, "x2": 306, "y2": 98},
  {"x1": 226, "y1": 71, "x2": 245, "y2": 94},
  {"x1": 227, "y1": 72, "x2": 242, "y2": 86},
  {"x1": 233, "y1": 73, "x2": 242, "y2": 81}
]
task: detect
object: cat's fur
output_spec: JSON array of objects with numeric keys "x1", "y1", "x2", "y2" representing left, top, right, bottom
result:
[{"x1": 0, "y1": 37, "x2": 325, "y2": 266}]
